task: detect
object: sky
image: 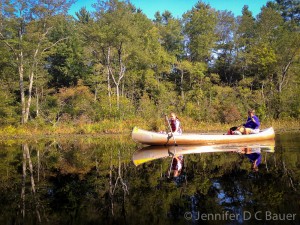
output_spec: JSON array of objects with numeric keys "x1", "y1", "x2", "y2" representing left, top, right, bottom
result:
[{"x1": 69, "y1": 0, "x2": 270, "y2": 19}]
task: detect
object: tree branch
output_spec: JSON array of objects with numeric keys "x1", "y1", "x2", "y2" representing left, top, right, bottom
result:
[
  {"x1": 42, "y1": 37, "x2": 69, "y2": 53},
  {"x1": 0, "y1": 32, "x2": 17, "y2": 56}
]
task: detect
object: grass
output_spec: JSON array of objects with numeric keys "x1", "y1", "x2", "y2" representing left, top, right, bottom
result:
[{"x1": 0, "y1": 117, "x2": 299, "y2": 139}]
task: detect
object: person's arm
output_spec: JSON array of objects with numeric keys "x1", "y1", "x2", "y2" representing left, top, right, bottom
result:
[
  {"x1": 252, "y1": 116, "x2": 260, "y2": 127},
  {"x1": 251, "y1": 116, "x2": 259, "y2": 125},
  {"x1": 243, "y1": 117, "x2": 251, "y2": 126}
]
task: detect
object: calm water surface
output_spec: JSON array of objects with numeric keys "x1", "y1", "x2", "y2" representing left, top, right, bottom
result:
[{"x1": 0, "y1": 132, "x2": 299, "y2": 225}]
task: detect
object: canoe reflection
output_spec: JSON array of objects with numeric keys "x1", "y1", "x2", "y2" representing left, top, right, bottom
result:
[{"x1": 132, "y1": 140, "x2": 275, "y2": 166}]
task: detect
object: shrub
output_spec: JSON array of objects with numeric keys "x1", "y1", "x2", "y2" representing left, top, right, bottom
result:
[{"x1": 221, "y1": 105, "x2": 242, "y2": 123}]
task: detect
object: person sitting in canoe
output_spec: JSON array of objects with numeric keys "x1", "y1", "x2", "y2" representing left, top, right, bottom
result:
[
  {"x1": 234, "y1": 109, "x2": 260, "y2": 135},
  {"x1": 169, "y1": 112, "x2": 182, "y2": 134}
]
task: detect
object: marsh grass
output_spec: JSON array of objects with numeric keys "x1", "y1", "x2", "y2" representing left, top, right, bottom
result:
[{"x1": 0, "y1": 117, "x2": 299, "y2": 138}]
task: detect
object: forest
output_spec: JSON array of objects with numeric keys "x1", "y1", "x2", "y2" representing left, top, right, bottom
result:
[{"x1": 0, "y1": 0, "x2": 299, "y2": 134}]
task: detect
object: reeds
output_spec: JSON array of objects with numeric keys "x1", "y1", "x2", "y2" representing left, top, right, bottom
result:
[{"x1": 0, "y1": 117, "x2": 298, "y2": 138}]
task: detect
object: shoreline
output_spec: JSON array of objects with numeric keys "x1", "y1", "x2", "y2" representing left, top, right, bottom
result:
[
  {"x1": 0, "y1": 118, "x2": 299, "y2": 140},
  {"x1": 0, "y1": 125, "x2": 299, "y2": 141}
]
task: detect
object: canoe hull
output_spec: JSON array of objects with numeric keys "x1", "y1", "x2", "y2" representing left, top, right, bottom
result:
[{"x1": 132, "y1": 127, "x2": 275, "y2": 146}]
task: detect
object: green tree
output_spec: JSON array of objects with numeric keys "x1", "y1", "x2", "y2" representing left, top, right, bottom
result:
[
  {"x1": 90, "y1": 0, "x2": 140, "y2": 110},
  {"x1": 0, "y1": 0, "x2": 74, "y2": 124},
  {"x1": 255, "y1": 6, "x2": 300, "y2": 118},
  {"x1": 75, "y1": 7, "x2": 92, "y2": 23},
  {"x1": 213, "y1": 10, "x2": 237, "y2": 84},
  {"x1": 234, "y1": 5, "x2": 256, "y2": 80},
  {"x1": 154, "y1": 11, "x2": 184, "y2": 58},
  {"x1": 266, "y1": 0, "x2": 300, "y2": 24},
  {"x1": 183, "y1": 1, "x2": 218, "y2": 62},
  {"x1": 47, "y1": 16, "x2": 91, "y2": 88}
]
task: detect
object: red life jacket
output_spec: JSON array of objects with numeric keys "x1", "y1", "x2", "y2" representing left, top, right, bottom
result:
[
  {"x1": 227, "y1": 129, "x2": 233, "y2": 135},
  {"x1": 170, "y1": 119, "x2": 177, "y2": 132},
  {"x1": 227, "y1": 126, "x2": 238, "y2": 135}
]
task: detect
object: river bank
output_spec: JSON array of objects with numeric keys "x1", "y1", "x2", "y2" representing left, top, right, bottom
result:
[{"x1": 0, "y1": 118, "x2": 299, "y2": 140}]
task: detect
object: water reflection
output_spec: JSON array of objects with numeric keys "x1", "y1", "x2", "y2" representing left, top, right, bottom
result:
[
  {"x1": 0, "y1": 135, "x2": 299, "y2": 225},
  {"x1": 239, "y1": 147, "x2": 262, "y2": 172},
  {"x1": 167, "y1": 153, "x2": 186, "y2": 187},
  {"x1": 21, "y1": 143, "x2": 42, "y2": 222},
  {"x1": 133, "y1": 140, "x2": 275, "y2": 170},
  {"x1": 133, "y1": 141, "x2": 280, "y2": 223},
  {"x1": 134, "y1": 141, "x2": 275, "y2": 188}
]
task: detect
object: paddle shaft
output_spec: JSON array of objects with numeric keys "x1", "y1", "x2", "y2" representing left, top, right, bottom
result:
[
  {"x1": 165, "y1": 115, "x2": 177, "y2": 145},
  {"x1": 168, "y1": 156, "x2": 174, "y2": 178},
  {"x1": 167, "y1": 148, "x2": 176, "y2": 178}
]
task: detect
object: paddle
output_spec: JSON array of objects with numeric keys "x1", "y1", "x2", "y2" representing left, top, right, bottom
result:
[
  {"x1": 165, "y1": 114, "x2": 177, "y2": 146},
  {"x1": 167, "y1": 148, "x2": 175, "y2": 178}
]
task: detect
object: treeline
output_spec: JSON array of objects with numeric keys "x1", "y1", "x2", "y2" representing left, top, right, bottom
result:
[{"x1": 0, "y1": 0, "x2": 299, "y2": 128}]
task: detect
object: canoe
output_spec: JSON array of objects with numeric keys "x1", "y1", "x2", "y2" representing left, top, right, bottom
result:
[
  {"x1": 132, "y1": 126, "x2": 275, "y2": 146},
  {"x1": 133, "y1": 140, "x2": 275, "y2": 166}
]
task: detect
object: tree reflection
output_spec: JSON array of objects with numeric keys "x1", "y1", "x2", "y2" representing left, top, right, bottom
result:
[
  {"x1": 20, "y1": 143, "x2": 42, "y2": 222},
  {"x1": 109, "y1": 148, "x2": 129, "y2": 216},
  {"x1": 0, "y1": 136, "x2": 298, "y2": 225}
]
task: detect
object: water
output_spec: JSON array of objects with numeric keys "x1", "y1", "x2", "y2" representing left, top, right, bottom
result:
[{"x1": 0, "y1": 132, "x2": 299, "y2": 225}]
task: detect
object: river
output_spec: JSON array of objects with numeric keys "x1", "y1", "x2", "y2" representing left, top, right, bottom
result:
[{"x1": 0, "y1": 132, "x2": 299, "y2": 225}]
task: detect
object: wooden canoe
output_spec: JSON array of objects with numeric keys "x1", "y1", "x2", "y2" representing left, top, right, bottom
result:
[
  {"x1": 132, "y1": 126, "x2": 275, "y2": 146},
  {"x1": 132, "y1": 140, "x2": 275, "y2": 166}
]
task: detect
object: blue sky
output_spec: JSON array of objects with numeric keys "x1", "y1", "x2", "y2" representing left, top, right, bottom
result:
[{"x1": 69, "y1": 0, "x2": 270, "y2": 19}]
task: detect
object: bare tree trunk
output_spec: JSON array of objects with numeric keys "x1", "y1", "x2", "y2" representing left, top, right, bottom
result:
[
  {"x1": 109, "y1": 64, "x2": 125, "y2": 109},
  {"x1": 35, "y1": 67, "x2": 40, "y2": 118},
  {"x1": 180, "y1": 68, "x2": 184, "y2": 99},
  {"x1": 19, "y1": 51, "x2": 26, "y2": 124},
  {"x1": 278, "y1": 60, "x2": 292, "y2": 93},
  {"x1": 24, "y1": 70, "x2": 35, "y2": 123},
  {"x1": 107, "y1": 43, "x2": 126, "y2": 109},
  {"x1": 36, "y1": 86, "x2": 39, "y2": 117},
  {"x1": 106, "y1": 47, "x2": 112, "y2": 110},
  {"x1": 94, "y1": 84, "x2": 98, "y2": 102}
]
